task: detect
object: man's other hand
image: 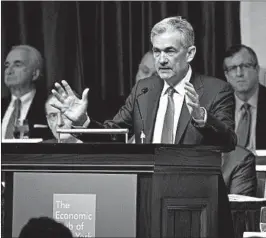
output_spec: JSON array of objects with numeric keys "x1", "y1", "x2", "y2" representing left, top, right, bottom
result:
[
  {"x1": 184, "y1": 82, "x2": 204, "y2": 120},
  {"x1": 51, "y1": 80, "x2": 89, "y2": 126}
]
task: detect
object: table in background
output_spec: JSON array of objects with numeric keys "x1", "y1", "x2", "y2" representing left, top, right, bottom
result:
[
  {"x1": 230, "y1": 196, "x2": 266, "y2": 238},
  {"x1": 243, "y1": 231, "x2": 266, "y2": 237}
]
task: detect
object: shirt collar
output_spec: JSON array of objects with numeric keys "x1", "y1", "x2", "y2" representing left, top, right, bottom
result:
[
  {"x1": 11, "y1": 88, "x2": 36, "y2": 105},
  {"x1": 162, "y1": 65, "x2": 192, "y2": 96},
  {"x1": 235, "y1": 86, "x2": 258, "y2": 111}
]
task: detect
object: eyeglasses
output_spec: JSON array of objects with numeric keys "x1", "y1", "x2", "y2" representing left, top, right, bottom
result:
[{"x1": 225, "y1": 63, "x2": 256, "y2": 74}]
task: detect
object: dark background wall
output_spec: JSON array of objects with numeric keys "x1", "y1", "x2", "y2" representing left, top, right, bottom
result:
[{"x1": 1, "y1": 1, "x2": 240, "y2": 118}]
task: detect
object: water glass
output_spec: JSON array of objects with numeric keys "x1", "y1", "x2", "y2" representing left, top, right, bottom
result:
[{"x1": 260, "y1": 206, "x2": 266, "y2": 232}]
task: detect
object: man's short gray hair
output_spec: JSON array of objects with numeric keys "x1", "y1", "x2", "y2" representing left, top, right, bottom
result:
[
  {"x1": 150, "y1": 16, "x2": 195, "y2": 49},
  {"x1": 12, "y1": 45, "x2": 43, "y2": 76}
]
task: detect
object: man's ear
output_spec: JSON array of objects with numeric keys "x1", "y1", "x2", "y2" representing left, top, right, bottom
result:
[
  {"x1": 224, "y1": 72, "x2": 228, "y2": 80},
  {"x1": 224, "y1": 71, "x2": 230, "y2": 81},
  {"x1": 186, "y1": 46, "x2": 196, "y2": 63},
  {"x1": 32, "y1": 69, "x2": 40, "y2": 81}
]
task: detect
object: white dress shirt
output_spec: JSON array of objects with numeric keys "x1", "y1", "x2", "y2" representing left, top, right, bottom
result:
[
  {"x1": 2, "y1": 89, "x2": 36, "y2": 139},
  {"x1": 235, "y1": 88, "x2": 258, "y2": 153},
  {"x1": 152, "y1": 67, "x2": 194, "y2": 143}
]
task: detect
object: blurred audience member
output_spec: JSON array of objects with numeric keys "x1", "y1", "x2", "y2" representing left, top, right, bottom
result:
[
  {"x1": 44, "y1": 93, "x2": 82, "y2": 143},
  {"x1": 2, "y1": 45, "x2": 48, "y2": 140},
  {"x1": 18, "y1": 217, "x2": 73, "y2": 238},
  {"x1": 135, "y1": 51, "x2": 156, "y2": 82},
  {"x1": 222, "y1": 145, "x2": 257, "y2": 196},
  {"x1": 223, "y1": 44, "x2": 266, "y2": 152}
]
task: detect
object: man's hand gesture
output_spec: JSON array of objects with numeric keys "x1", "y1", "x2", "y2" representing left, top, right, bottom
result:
[
  {"x1": 51, "y1": 80, "x2": 89, "y2": 126},
  {"x1": 184, "y1": 82, "x2": 204, "y2": 120}
]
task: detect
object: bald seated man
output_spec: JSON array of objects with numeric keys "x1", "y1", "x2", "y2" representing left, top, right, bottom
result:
[
  {"x1": 135, "y1": 51, "x2": 156, "y2": 82},
  {"x1": 2, "y1": 45, "x2": 49, "y2": 140}
]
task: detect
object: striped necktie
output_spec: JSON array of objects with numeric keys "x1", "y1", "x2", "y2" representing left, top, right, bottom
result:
[
  {"x1": 236, "y1": 103, "x2": 251, "y2": 147},
  {"x1": 5, "y1": 98, "x2": 21, "y2": 139},
  {"x1": 161, "y1": 87, "x2": 175, "y2": 143}
]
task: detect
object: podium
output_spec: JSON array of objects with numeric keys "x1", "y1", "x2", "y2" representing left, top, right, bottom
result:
[{"x1": 2, "y1": 143, "x2": 226, "y2": 238}]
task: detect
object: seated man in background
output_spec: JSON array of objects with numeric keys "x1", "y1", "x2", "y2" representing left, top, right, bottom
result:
[
  {"x1": 135, "y1": 50, "x2": 156, "y2": 82},
  {"x1": 222, "y1": 145, "x2": 257, "y2": 196},
  {"x1": 2, "y1": 45, "x2": 50, "y2": 140},
  {"x1": 44, "y1": 93, "x2": 82, "y2": 143},
  {"x1": 223, "y1": 44, "x2": 266, "y2": 152}
]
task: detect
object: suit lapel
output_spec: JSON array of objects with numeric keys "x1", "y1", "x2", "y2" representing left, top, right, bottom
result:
[
  {"x1": 256, "y1": 84, "x2": 266, "y2": 148},
  {"x1": 174, "y1": 100, "x2": 191, "y2": 144},
  {"x1": 138, "y1": 76, "x2": 164, "y2": 143},
  {"x1": 1, "y1": 95, "x2": 11, "y2": 120},
  {"x1": 190, "y1": 72, "x2": 204, "y2": 101},
  {"x1": 26, "y1": 89, "x2": 47, "y2": 125},
  {"x1": 26, "y1": 92, "x2": 38, "y2": 123},
  {"x1": 175, "y1": 73, "x2": 204, "y2": 144}
]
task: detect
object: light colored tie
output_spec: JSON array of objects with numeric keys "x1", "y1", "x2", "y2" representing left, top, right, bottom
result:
[
  {"x1": 236, "y1": 103, "x2": 251, "y2": 147},
  {"x1": 161, "y1": 87, "x2": 175, "y2": 143},
  {"x1": 5, "y1": 98, "x2": 21, "y2": 139}
]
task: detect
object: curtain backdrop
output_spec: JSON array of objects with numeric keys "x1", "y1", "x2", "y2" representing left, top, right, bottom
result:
[{"x1": 2, "y1": 1, "x2": 240, "y2": 109}]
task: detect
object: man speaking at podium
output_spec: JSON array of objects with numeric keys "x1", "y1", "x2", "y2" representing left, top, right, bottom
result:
[
  {"x1": 52, "y1": 16, "x2": 236, "y2": 238},
  {"x1": 51, "y1": 16, "x2": 236, "y2": 151}
]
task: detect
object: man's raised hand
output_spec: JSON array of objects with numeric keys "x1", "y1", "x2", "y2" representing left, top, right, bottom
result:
[
  {"x1": 51, "y1": 80, "x2": 89, "y2": 126},
  {"x1": 184, "y1": 81, "x2": 203, "y2": 120}
]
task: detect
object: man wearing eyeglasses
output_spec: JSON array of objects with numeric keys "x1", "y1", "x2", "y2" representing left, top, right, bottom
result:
[
  {"x1": 44, "y1": 94, "x2": 82, "y2": 143},
  {"x1": 223, "y1": 44, "x2": 266, "y2": 152}
]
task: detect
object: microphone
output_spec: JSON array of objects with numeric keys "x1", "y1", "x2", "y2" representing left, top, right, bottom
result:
[
  {"x1": 141, "y1": 87, "x2": 148, "y2": 94},
  {"x1": 136, "y1": 87, "x2": 149, "y2": 144}
]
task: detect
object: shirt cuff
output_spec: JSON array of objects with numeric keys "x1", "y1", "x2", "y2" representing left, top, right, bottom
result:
[{"x1": 192, "y1": 107, "x2": 207, "y2": 128}]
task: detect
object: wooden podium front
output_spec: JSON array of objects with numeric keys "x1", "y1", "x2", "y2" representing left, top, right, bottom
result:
[{"x1": 2, "y1": 144, "x2": 225, "y2": 238}]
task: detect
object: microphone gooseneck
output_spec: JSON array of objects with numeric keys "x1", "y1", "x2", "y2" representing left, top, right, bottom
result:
[{"x1": 136, "y1": 87, "x2": 149, "y2": 144}]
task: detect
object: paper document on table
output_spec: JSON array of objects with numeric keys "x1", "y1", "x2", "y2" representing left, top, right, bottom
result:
[
  {"x1": 243, "y1": 232, "x2": 266, "y2": 237},
  {"x1": 2, "y1": 138, "x2": 43, "y2": 143},
  {"x1": 229, "y1": 194, "x2": 266, "y2": 202},
  {"x1": 257, "y1": 165, "x2": 266, "y2": 171},
  {"x1": 256, "y1": 150, "x2": 266, "y2": 156}
]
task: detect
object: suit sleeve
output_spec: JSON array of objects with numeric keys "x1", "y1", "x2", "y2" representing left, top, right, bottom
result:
[
  {"x1": 90, "y1": 83, "x2": 138, "y2": 130},
  {"x1": 102, "y1": 86, "x2": 136, "y2": 132},
  {"x1": 229, "y1": 153, "x2": 257, "y2": 196},
  {"x1": 198, "y1": 83, "x2": 237, "y2": 151},
  {"x1": 79, "y1": 83, "x2": 138, "y2": 142}
]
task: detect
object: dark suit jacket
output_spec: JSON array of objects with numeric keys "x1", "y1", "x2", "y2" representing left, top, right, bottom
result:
[
  {"x1": 256, "y1": 84, "x2": 266, "y2": 149},
  {"x1": 90, "y1": 72, "x2": 237, "y2": 151},
  {"x1": 1, "y1": 89, "x2": 52, "y2": 139},
  {"x1": 222, "y1": 145, "x2": 257, "y2": 196}
]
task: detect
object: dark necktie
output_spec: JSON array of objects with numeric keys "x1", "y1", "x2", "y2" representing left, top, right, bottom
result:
[
  {"x1": 236, "y1": 103, "x2": 251, "y2": 147},
  {"x1": 5, "y1": 98, "x2": 21, "y2": 139},
  {"x1": 161, "y1": 87, "x2": 175, "y2": 143}
]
